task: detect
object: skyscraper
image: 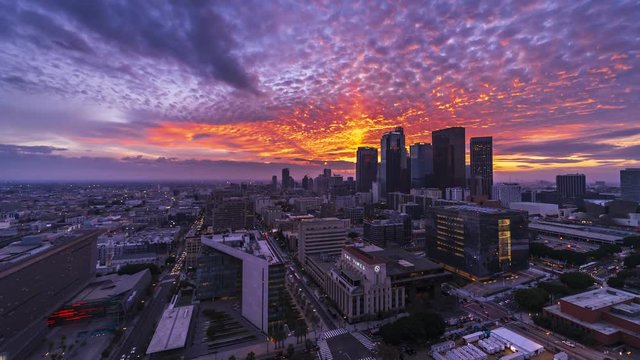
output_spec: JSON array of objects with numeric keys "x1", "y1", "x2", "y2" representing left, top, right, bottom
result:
[
  {"x1": 621, "y1": 168, "x2": 640, "y2": 202},
  {"x1": 356, "y1": 147, "x2": 378, "y2": 193},
  {"x1": 432, "y1": 127, "x2": 466, "y2": 190},
  {"x1": 410, "y1": 142, "x2": 433, "y2": 189},
  {"x1": 556, "y1": 173, "x2": 586, "y2": 199},
  {"x1": 281, "y1": 168, "x2": 291, "y2": 190},
  {"x1": 470, "y1": 136, "x2": 493, "y2": 197},
  {"x1": 271, "y1": 175, "x2": 277, "y2": 189},
  {"x1": 379, "y1": 126, "x2": 409, "y2": 198}
]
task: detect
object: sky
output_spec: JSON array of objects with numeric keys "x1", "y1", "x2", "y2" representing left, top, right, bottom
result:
[{"x1": 0, "y1": 0, "x2": 639, "y2": 183}]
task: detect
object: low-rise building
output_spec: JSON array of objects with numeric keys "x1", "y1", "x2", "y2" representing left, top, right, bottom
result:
[
  {"x1": 545, "y1": 288, "x2": 640, "y2": 347},
  {"x1": 326, "y1": 245, "x2": 449, "y2": 322}
]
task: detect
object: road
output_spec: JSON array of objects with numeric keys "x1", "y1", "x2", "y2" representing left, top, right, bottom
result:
[
  {"x1": 113, "y1": 275, "x2": 176, "y2": 360},
  {"x1": 505, "y1": 322, "x2": 611, "y2": 360},
  {"x1": 262, "y1": 230, "x2": 339, "y2": 331}
]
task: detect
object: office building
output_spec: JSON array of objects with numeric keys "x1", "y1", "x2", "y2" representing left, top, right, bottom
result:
[
  {"x1": 363, "y1": 214, "x2": 411, "y2": 248},
  {"x1": 379, "y1": 127, "x2": 410, "y2": 198},
  {"x1": 282, "y1": 168, "x2": 292, "y2": 190},
  {"x1": 470, "y1": 137, "x2": 493, "y2": 197},
  {"x1": 545, "y1": 288, "x2": 640, "y2": 347},
  {"x1": 326, "y1": 245, "x2": 449, "y2": 322},
  {"x1": 492, "y1": 183, "x2": 522, "y2": 207},
  {"x1": 426, "y1": 206, "x2": 529, "y2": 281},
  {"x1": 198, "y1": 231, "x2": 285, "y2": 333},
  {"x1": 212, "y1": 197, "x2": 254, "y2": 230},
  {"x1": 445, "y1": 187, "x2": 465, "y2": 201},
  {"x1": 410, "y1": 142, "x2": 434, "y2": 189},
  {"x1": 432, "y1": 127, "x2": 466, "y2": 190},
  {"x1": 356, "y1": 147, "x2": 378, "y2": 193},
  {"x1": 297, "y1": 217, "x2": 349, "y2": 266},
  {"x1": 621, "y1": 168, "x2": 640, "y2": 202},
  {"x1": 556, "y1": 173, "x2": 586, "y2": 200},
  {"x1": 271, "y1": 175, "x2": 278, "y2": 190},
  {"x1": 0, "y1": 230, "x2": 100, "y2": 360}
]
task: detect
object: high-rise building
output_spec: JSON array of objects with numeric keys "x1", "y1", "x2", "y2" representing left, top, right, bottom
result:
[
  {"x1": 302, "y1": 175, "x2": 310, "y2": 190},
  {"x1": 556, "y1": 173, "x2": 586, "y2": 199},
  {"x1": 281, "y1": 168, "x2": 291, "y2": 190},
  {"x1": 271, "y1": 175, "x2": 278, "y2": 189},
  {"x1": 356, "y1": 147, "x2": 378, "y2": 193},
  {"x1": 212, "y1": 197, "x2": 254, "y2": 230},
  {"x1": 323, "y1": 168, "x2": 332, "y2": 177},
  {"x1": 297, "y1": 217, "x2": 349, "y2": 266},
  {"x1": 410, "y1": 142, "x2": 433, "y2": 189},
  {"x1": 470, "y1": 137, "x2": 493, "y2": 197},
  {"x1": 379, "y1": 127, "x2": 409, "y2": 198},
  {"x1": 426, "y1": 206, "x2": 529, "y2": 281},
  {"x1": 621, "y1": 168, "x2": 640, "y2": 202},
  {"x1": 198, "y1": 231, "x2": 285, "y2": 333},
  {"x1": 0, "y1": 230, "x2": 100, "y2": 359},
  {"x1": 492, "y1": 183, "x2": 522, "y2": 207},
  {"x1": 432, "y1": 127, "x2": 466, "y2": 190}
]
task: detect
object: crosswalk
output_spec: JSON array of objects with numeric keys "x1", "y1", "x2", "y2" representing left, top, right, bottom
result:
[
  {"x1": 322, "y1": 328, "x2": 348, "y2": 340},
  {"x1": 317, "y1": 340, "x2": 333, "y2": 360},
  {"x1": 352, "y1": 332, "x2": 376, "y2": 351}
]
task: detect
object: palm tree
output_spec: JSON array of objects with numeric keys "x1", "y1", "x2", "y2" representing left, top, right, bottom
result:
[{"x1": 295, "y1": 319, "x2": 308, "y2": 343}]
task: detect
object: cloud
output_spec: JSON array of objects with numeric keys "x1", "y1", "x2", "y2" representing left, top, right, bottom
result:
[
  {"x1": 0, "y1": 0, "x2": 638, "y2": 181},
  {"x1": 0, "y1": 144, "x2": 67, "y2": 155}
]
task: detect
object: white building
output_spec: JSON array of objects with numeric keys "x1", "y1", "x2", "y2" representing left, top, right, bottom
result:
[
  {"x1": 492, "y1": 183, "x2": 522, "y2": 207},
  {"x1": 297, "y1": 217, "x2": 349, "y2": 266},
  {"x1": 200, "y1": 231, "x2": 284, "y2": 333},
  {"x1": 509, "y1": 202, "x2": 559, "y2": 217}
]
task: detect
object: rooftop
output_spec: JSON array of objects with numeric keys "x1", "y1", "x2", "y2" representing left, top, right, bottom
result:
[
  {"x1": 203, "y1": 231, "x2": 281, "y2": 265},
  {"x1": 70, "y1": 269, "x2": 149, "y2": 303},
  {"x1": 491, "y1": 327, "x2": 543, "y2": 354},
  {"x1": 529, "y1": 220, "x2": 637, "y2": 242},
  {"x1": 146, "y1": 305, "x2": 194, "y2": 354},
  {"x1": 445, "y1": 205, "x2": 512, "y2": 214},
  {"x1": 560, "y1": 288, "x2": 637, "y2": 310}
]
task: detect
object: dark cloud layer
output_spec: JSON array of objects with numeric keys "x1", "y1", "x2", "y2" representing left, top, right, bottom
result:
[{"x1": 0, "y1": 0, "x2": 638, "y2": 181}]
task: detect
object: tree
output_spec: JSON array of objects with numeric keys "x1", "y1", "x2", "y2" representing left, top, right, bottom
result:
[
  {"x1": 559, "y1": 272, "x2": 595, "y2": 290},
  {"x1": 625, "y1": 253, "x2": 640, "y2": 269},
  {"x1": 304, "y1": 339, "x2": 314, "y2": 353},
  {"x1": 228, "y1": 356, "x2": 236, "y2": 360},
  {"x1": 377, "y1": 343, "x2": 400, "y2": 360},
  {"x1": 286, "y1": 343, "x2": 295, "y2": 358},
  {"x1": 379, "y1": 311, "x2": 444, "y2": 346},
  {"x1": 246, "y1": 352, "x2": 256, "y2": 360},
  {"x1": 514, "y1": 288, "x2": 549, "y2": 313},
  {"x1": 295, "y1": 319, "x2": 308, "y2": 343},
  {"x1": 347, "y1": 231, "x2": 359, "y2": 239},
  {"x1": 608, "y1": 275, "x2": 626, "y2": 288}
]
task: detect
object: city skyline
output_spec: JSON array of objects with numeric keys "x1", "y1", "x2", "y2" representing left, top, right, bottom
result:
[{"x1": 1, "y1": 1, "x2": 639, "y2": 182}]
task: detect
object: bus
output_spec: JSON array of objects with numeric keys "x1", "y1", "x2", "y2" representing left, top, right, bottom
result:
[{"x1": 579, "y1": 261, "x2": 598, "y2": 271}]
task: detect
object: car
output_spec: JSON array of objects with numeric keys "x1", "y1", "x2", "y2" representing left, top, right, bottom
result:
[{"x1": 562, "y1": 340, "x2": 575, "y2": 348}]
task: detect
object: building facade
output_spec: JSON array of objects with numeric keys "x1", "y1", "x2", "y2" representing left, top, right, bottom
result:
[
  {"x1": 356, "y1": 147, "x2": 378, "y2": 193},
  {"x1": 198, "y1": 231, "x2": 285, "y2": 333},
  {"x1": 492, "y1": 183, "x2": 522, "y2": 207},
  {"x1": 426, "y1": 206, "x2": 529, "y2": 281},
  {"x1": 326, "y1": 246, "x2": 449, "y2": 322},
  {"x1": 0, "y1": 230, "x2": 100, "y2": 360},
  {"x1": 556, "y1": 173, "x2": 586, "y2": 200},
  {"x1": 621, "y1": 168, "x2": 640, "y2": 202},
  {"x1": 432, "y1": 127, "x2": 466, "y2": 190},
  {"x1": 297, "y1": 217, "x2": 349, "y2": 266},
  {"x1": 470, "y1": 137, "x2": 493, "y2": 198},
  {"x1": 410, "y1": 142, "x2": 434, "y2": 189},
  {"x1": 379, "y1": 127, "x2": 410, "y2": 199}
]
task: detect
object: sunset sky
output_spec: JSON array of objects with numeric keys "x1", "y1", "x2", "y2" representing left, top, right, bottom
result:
[{"x1": 0, "y1": 0, "x2": 639, "y2": 182}]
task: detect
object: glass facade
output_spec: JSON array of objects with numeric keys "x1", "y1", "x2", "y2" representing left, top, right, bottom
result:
[
  {"x1": 427, "y1": 207, "x2": 528, "y2": 280},
  {"x1": 195, "y1": 247, "x2": 242, "y2": 300}
]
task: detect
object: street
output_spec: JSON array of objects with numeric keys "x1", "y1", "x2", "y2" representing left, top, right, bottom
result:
[{"x1": 112, "y1": 274, "x2": 176, "y2": 360}]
